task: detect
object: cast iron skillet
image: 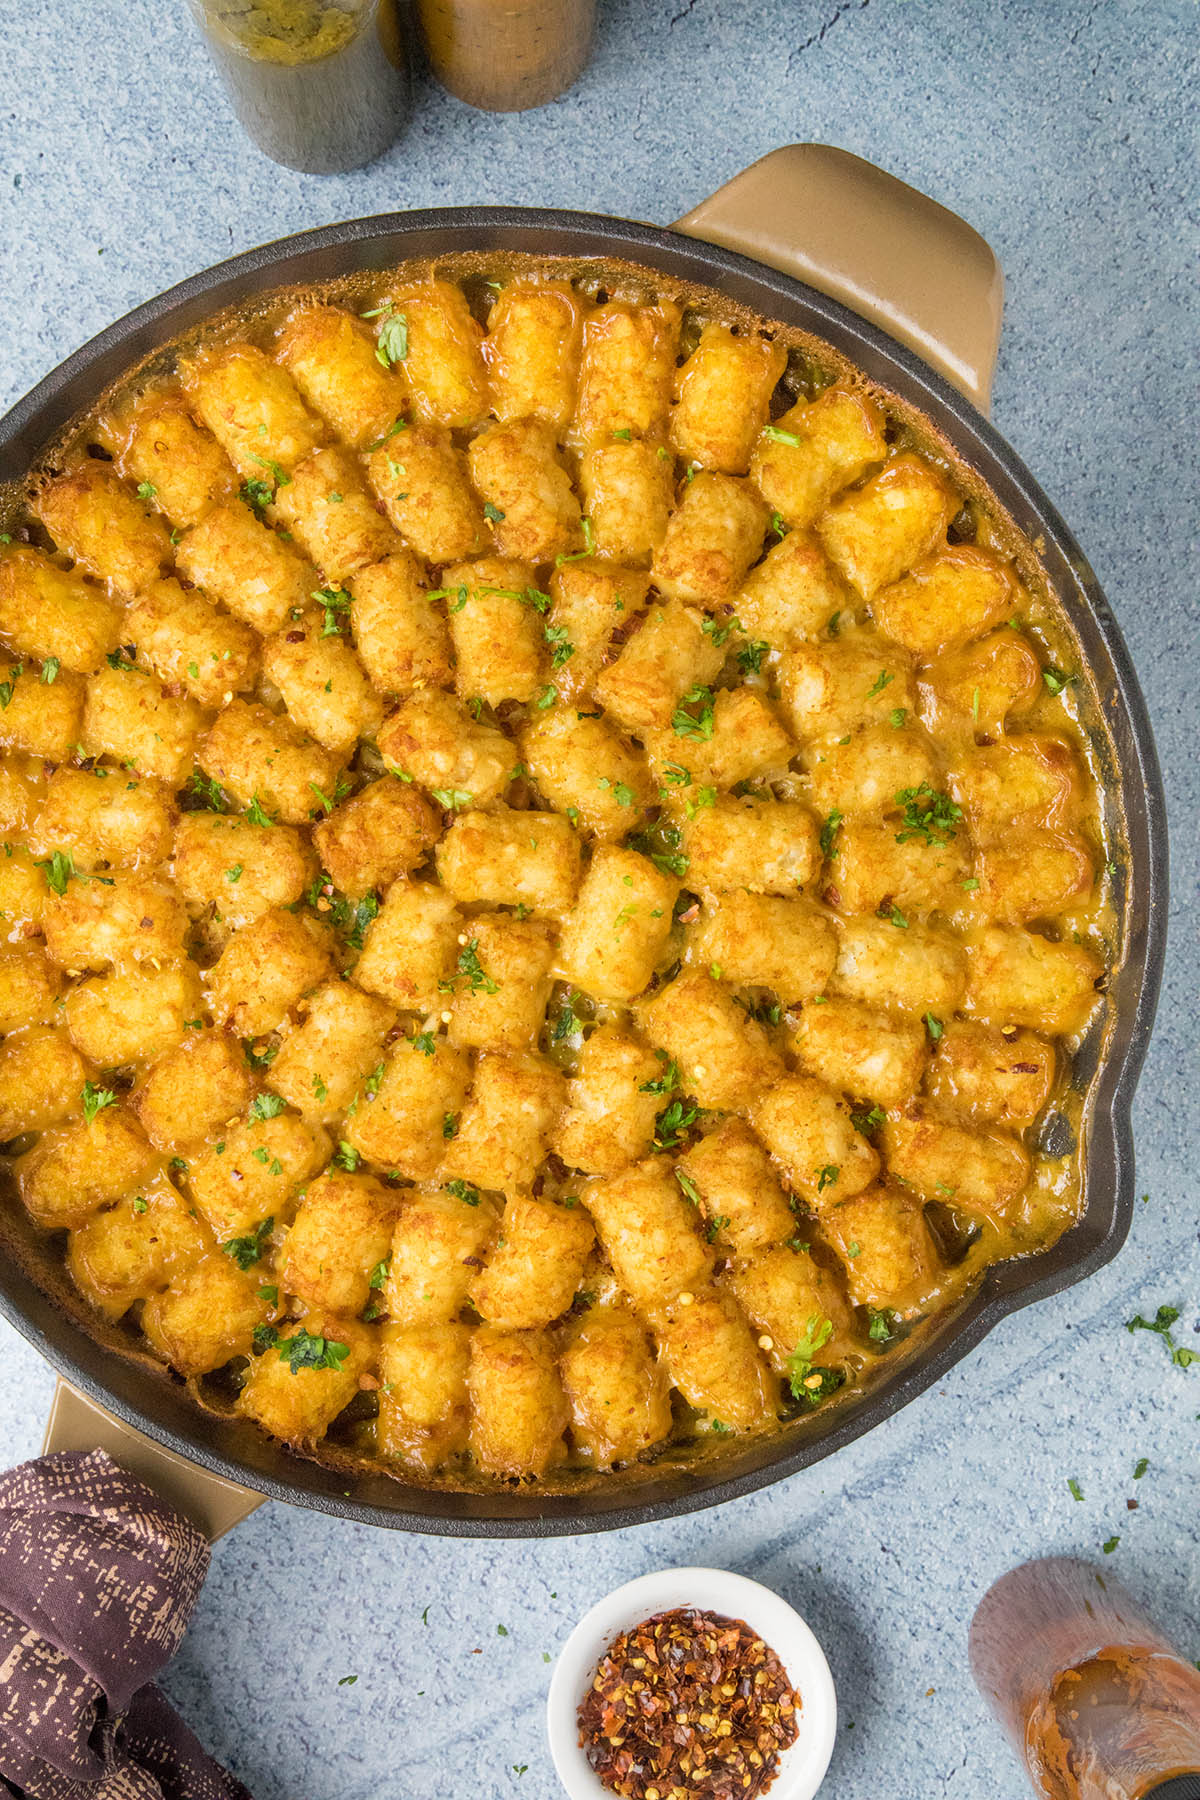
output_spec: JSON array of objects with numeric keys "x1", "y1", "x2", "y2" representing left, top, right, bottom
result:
[{"x1": 0, "y1": 197, "x2": 1167, "y2": 1537}]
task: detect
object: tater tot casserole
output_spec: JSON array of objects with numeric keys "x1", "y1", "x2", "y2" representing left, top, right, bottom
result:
[{"x1": 0, "y1": 257, "x2": 1113, "y2": 1494}]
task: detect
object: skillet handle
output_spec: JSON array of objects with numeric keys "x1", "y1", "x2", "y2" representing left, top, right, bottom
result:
[
  {"x1": 673, "y1": 144, "x2": 1003, "y2": 416},
  {"x1": 43, "y1": 1378, "x2": 264, "y2": 1543}
]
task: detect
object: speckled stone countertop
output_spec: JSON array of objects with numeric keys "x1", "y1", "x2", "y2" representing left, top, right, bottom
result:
[{"x1": 0, "y1": 2, "x2": 1196, "y2": 1795}]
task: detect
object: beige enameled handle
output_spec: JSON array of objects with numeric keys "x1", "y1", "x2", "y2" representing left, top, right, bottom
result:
[
  {"x1": 43, "y1": 1378, "x2": 263, "y2": 1543},
  {"x1": 674, "y1": 143, "x2": 1003, "y2": 416}
]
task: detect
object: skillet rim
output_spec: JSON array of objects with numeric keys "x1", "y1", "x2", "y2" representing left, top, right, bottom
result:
[{"x1": 0, "y1": 204, "x2": 1168, "y2": 1536}]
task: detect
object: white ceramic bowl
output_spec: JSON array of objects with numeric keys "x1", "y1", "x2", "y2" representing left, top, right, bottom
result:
[{"x1": 546, "y1": 1566, "x2": 837, "y2": 1800}]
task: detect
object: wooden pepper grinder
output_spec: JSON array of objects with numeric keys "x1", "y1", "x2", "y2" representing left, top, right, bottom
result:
[
  {"x1": 415, "y1": 0, "x2": 595, "y2": 111},
  {"x1": 970, "y1": 1557, "x2": 1200, "y2": 1800}
]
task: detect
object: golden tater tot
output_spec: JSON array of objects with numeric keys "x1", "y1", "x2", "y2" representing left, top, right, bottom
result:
[
  {"x1": 124, "y1": 578, "x2": 259, "y2": 708},
  {"x1": 560, "y1": 1303, "x2": 672, "y2": 1467},
  {"x1": 348, "y1": 550, "x2": 454, "y2": 696},
  {"x1": 380, "y1": 279, "x2": 489, "y2": 431},
  {"x1": 470, "y1": 1193, "x2": 593, "y2": 1329},
  {"x1": 651, "y1": 472, "x2": 769, "y2": 605},
  {"x1": 637, "y1": 969, "x2": 785, "y2": 1113},
  {"x1": 0, "y1": 545, "x2": 122, "y2": 674},
  {"x1": 183, "y1": 343, "x2": 325, "y2": 477},
  {"x1": 261, "y1": 610, "x2": 383, "y2": 760},
  {"x1": 176, "y1": 499, "x2": 317, "y2": 636},
  {"x1": 444, "y1": 556, "x2": 545, "y2": 707},
  {"x1": 198, "y1": 700, "x2": 343, "y2": 824},
  {"x1": 82, "y1": 664, "x2": 203, "y2": 788},
  {"x1": 367, "y1": 424, "x2": 487, "y2": 565},
  {"x1": 276, "y1": 303, "x2": 406, "y2": 449},
  {"x1": 33, "y1": 463, "x2": 172, "y2": 594},
  {"x1": 468, "y1": 418, "x2": 582, "y2": 564},
  {"x1": 750, "y1": 384, "x2": 886, "y2": 528},
  {"x1": 467, "y1": 1327, "x2": 568, "y2": 1478},
  {"x1": 485, "y1": 278, "x2": 583, "y2": 430},
  {"x1": 272, "y1": 445, "x2": 398, "y2": 582},
  {"x1": 312, "y1": 775, "x2": 438, "y2": 897},
  {"x1": 377, "y1": 687, "x2": 514, "y2": 809},
  {"x1": 100, "y1": 390, "x2": 236, "y2": 529},
  {"x1": 670, "y1": 322, "x2": 786, "y2": 474},
  {"x1": 35, "y1": 765, "x2": 171, "y2": 872},
  {"x1": 573, "y1": 299, "x2": 681, "y2": 445},
  {"x1": 578, "y1": 437, "x2": 674, "y2": 565},
  {"x1": 817, "y1": 453, "x2": 956, "y2": 600}
]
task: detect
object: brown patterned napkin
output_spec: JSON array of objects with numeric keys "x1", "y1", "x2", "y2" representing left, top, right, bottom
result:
[{"x1": 0, "y1": 1449, "x2": 252, "y2": 1800}]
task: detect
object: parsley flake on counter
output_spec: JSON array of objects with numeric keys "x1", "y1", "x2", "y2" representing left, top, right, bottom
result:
[
  {"x1": 1133, "y1": 1456, "x2": 1149, "y2": 1480},
  {"x1": 1067, "y1": 1477, "x2": 1084, "y2": 1502},
  {"x1": 1125, "y1": 1304, "x2": 1200, "y2": 1368},
  {"x1": 1102, "y1": 1535, "x2": 1120, "y2": 1554}
]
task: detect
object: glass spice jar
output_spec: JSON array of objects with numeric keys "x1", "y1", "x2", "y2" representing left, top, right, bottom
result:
[
  {"x1": 970, "y1": 1557, "x2": 1200, "y2": 1800},
  {"x1": 414, "y1": 0, "x2": 594, "y2": 112},
  {"x1": 187, "y1": 0, "x2": 410, "y2": 174}
]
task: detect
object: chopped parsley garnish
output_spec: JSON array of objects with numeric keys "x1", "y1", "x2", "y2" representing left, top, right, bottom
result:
[
  {"x1": 866, "y1": 669, "x2": 895, "y2": 698},
  {"x1": 763, "y1": 424, "x2": 803, "y2": 447},
  {"x1": 366, "y1": 416, "x2": 408, "y2": 450},
  {"x1": 850, "y1": 1104, "x2": 885, "y2": 1135},
  {"x1": 41, "y1": 657, "x2": 60, "y2": 684},
  {"x1": 816, "y1": 1163, "x2": 840, "y2": 1192},
  {"x1": 410, "y1": 1031, "x2": 435, "y2": 1056},
  {"x1": 252, "y1": 1324, "x2": 278, "y2": 1354},
  {"x1": 866, "y1": 1309, "x2": 896, "y2": 1344},
  {"x1": 136, "y1": 481, "x2": 157, "y2": 501},
  {"x1": 737, "y1": 639, "x2": 770, "y2": 675},
  {"x1": 924, "y1": 1013, "x2": 944, "y2": 1042},
  {"x1": 544, "y1": 623, "x2": 575, "y2": 668},
  {"x1": 534, "y1": 684, "x2": 557, "y2": 710},
  {"x1": 442, "y1": 1111, "x2": 459, "y2": 1139},
  {"x1": 248, "y1": 1092, "x2": 286, "y2": 1122},
  {"x1": 246, "y1": 794, "x2": 276, "y2": 828},
  {"x1": 705, "y1": 1213, "x2": 731, "y2": 1243},
  {"x1": 820, "y1": 809, "x2": 843, "y2": 859},
  {"x1": 894, "y1": 783, "x2": 962, "y2": 847},
  {"x1": 430, "y1": 787, "x2": 473, "y2": 811},
  {"x1": 670, "y1": 685, "x2": 716, "y2": 742},
  {"x1": 639, "y1": 1055, "x2": 678, "y2": 1096},
  {"x1": 482, "y1": 501, "x2": 506, "y2": 523},
  {"x1": 653, "y1": 1096, "x2": 699, "y2": 1151},
  {"x1": 367, "y1": 305, "x2": 409, "y2": 367},
  {"x1": 889, "y1": 706, "x2": 907, "y2": 729},
  {"x1": 786, "y1": 1314, "x2": 834, "y2": 1399},
  {"x1": 314, "y1": 585, "x2": 352, "y2": 638},
  {"x1": 451, "y1": 938, "x2": 497, "y2": 996},
  {"x1": 250, "y1": 453, "x2": 291, "y2": 493},
  {"x1": 1042, "y1": 667, "x2": 1076, "y2": 696},
  {"x1": 368, "y1": 1258, "x2": 390, "y2": 1290},
  {"x1": 40, "y1": 848, "x2": 81, "y2": 895},
  {"x1": 1125, "y1": 1304, "x2": 1200, "y2": 1368},
  {"x1": 240, "y1": 478, "x2": 274, "y2": 513},
  {"x1": 675, "y1": 1168, "x2": 702, "y2": 1207},
  {"x1": 106, "y1": 647, "x2": 136, "y2": 670},
  {"x1": 880, "y1": 903, "x2": 909, "y2": 929},
  {"x1": 225, "y1": 864, "x2": 243, "y2": 883},
  {"x1": 446, "y1": 1179, "x2": 480, "y2": 1205},
  {"x1": 626, "y1": 822, "x2": 688, "y2": 877},
  {"x1": 555, "y1": 515, "x2": 595, "y2": 565},
  {"x1": 222, "y1": 1215, "x2": 274, "y2": 1270},
  {"x1": 276, "y1": 1330, "x2": 350, "y2": 1374},
  {"x1": 333, "y1": 1141, "x2": 361, "y2": 1171},
  {"x1": 244, "y1": 1039, "x2": 279, "y2": 1071},
  {"x1": 81, "y1": 1081, "x2": 117, "y2": 1124},
  {"x1": 552, "y1": 990, "x2": 581, "y2": 1043},
  {"x1": 312, "y1": 1074, "x2": 328, "y2": 1101},
  {"x1": 701, "y1": 616, "x2": 739, "y2": 647},
  {"x1": 611, "y1": 427, "x2": 632, "y2": 442},
  {"x1": 186, "y1": 770, "x2": 228, "y2": 813}
]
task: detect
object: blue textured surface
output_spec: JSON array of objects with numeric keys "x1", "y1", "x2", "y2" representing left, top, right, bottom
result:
[{"x1": 1, "y1": 2, "x2": 1197, "y2": 1795}]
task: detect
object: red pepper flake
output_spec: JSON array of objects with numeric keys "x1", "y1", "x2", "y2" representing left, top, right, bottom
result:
[{"x1": 578, "y1": 1606, "x2": 800, "y2": 1800}]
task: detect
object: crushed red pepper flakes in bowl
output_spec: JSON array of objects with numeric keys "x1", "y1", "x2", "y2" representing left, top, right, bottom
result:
[{"x1": 577, "y1": 1605, "x2": 800, "y2": 1800}]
